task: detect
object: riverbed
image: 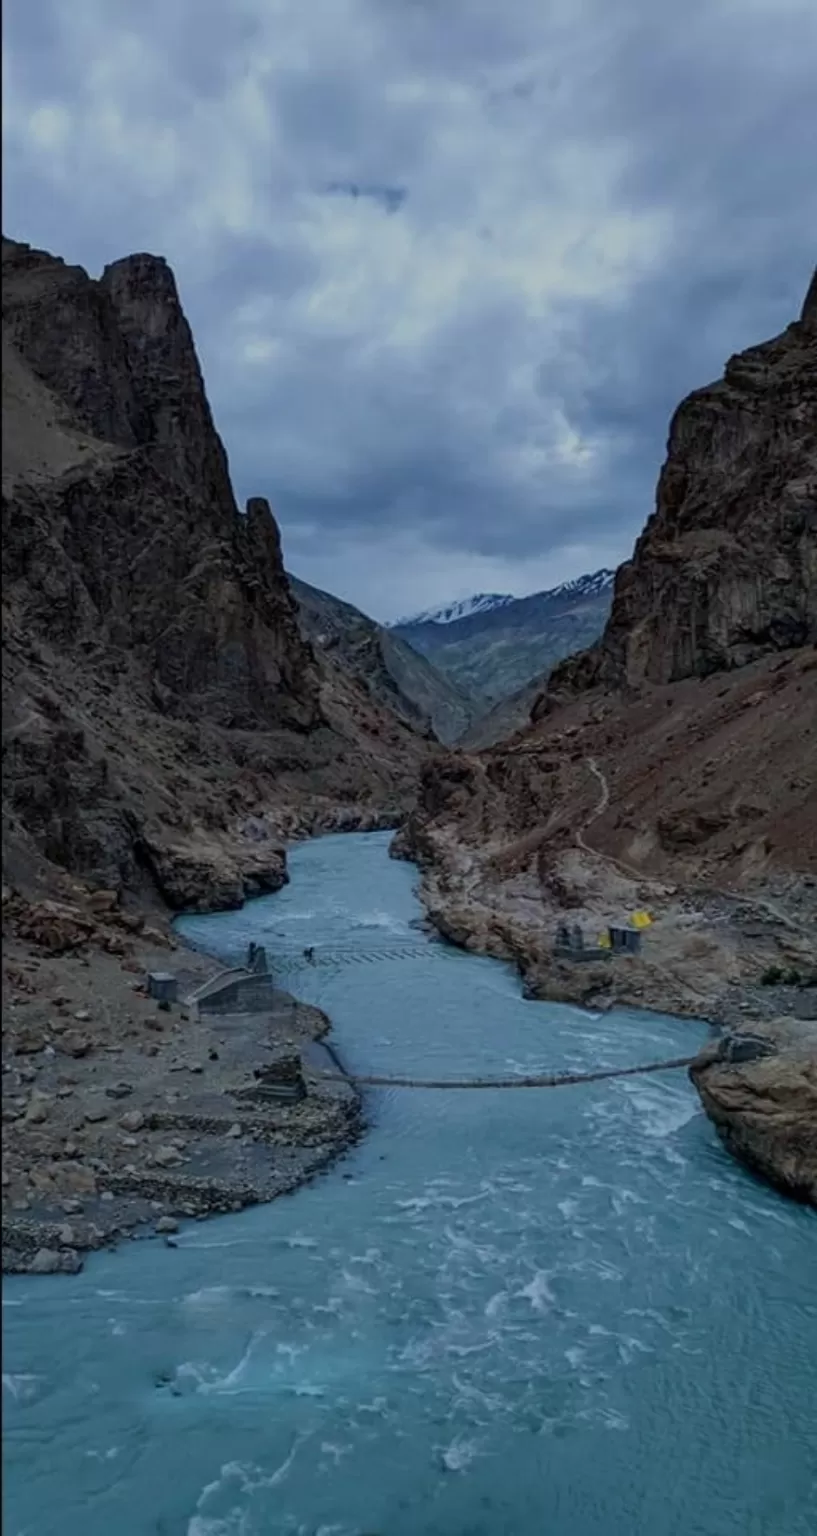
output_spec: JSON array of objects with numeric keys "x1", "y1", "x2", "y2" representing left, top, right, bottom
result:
[{"x1": 3, "y1": 832, "x2": 816, "y2": 1535}]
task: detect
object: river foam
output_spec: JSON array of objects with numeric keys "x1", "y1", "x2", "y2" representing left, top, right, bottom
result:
[{"x1": 4, "y1": 832, "x2": 816, "y2": 1536}]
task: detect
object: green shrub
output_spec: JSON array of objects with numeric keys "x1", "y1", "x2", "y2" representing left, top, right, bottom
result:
[{"x1": 760, "y1": 965, "x2": 783, "y2": 986}]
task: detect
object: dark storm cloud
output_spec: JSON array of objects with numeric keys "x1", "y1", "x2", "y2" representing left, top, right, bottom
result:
[{"x1": 3, "y1": 0, "x2": 815, "y2": 618}]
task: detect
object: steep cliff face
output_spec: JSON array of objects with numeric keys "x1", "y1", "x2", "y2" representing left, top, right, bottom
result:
[
  {"x1": 549, "y1": 271, "x2": 817, "y2": 700},
  {"x1": 2, "y1": 239, "x2": 319, "y2": 731},
  {"x1": 288, "y1": 574, "x2": 477, "y2": 744},
  {"x1": 2, "y1": 237, "x2": 432, "y2": 908}
]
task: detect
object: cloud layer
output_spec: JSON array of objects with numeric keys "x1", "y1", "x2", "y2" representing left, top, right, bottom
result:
[{"x1": 4, "y1": 0, "x2": 816, "y2": 619}]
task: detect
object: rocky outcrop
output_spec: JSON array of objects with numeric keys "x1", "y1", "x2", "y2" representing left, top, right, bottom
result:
[
  {"x1": 690, "y1": 1027, "x2": 817, "y2": 1205},
  {"x1": 548, "y1": 269, "x2": 816, "y2": 699},
  {"x1": 288, "y1": 574, "x2": 476, "y2": 744},
  {"x1": 2, "y1": 236, "x2": 433, "y2": 908}
]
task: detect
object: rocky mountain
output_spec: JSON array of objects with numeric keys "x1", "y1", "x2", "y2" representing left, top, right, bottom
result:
[
  {"x1": 457, "y1": 673, "x2": 546, "y2": 750},
  {"x1": 1, "y1": 236, "x2": 435, "y2": 912},
  {"x1": 548, "y1": 286, "x2": 816, "y2": 699},
  {"x1": 395, "y1": 268, "x2": 817, "y2": 1202},
  {"x1": 391, "y1": 571, "x2": 615, "y2": 708},
  {"x1": 288, "y1": 575, "x2": 477, "y2": 745}
]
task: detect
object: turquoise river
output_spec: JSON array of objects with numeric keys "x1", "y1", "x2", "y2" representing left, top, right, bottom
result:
[{"x1": 3, "y1": 832, "x2": 816, "y2": 1535}]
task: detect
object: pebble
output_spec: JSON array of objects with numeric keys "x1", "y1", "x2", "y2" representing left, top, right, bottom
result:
[
  {"x1": 106, "y1": 1083, "x2": 134, "y2": 1100},
  {"x1": 152, "y1": 1145, "x2": 183, "y2": 1168},
  {"x1": 60, "y1": 1164, "x2": 97, "y2": 1195},
  {"x1": 73, "y1": 1010, "x2": 91, "y2": 1023},
  {"x1": 119, "y1": 1110, "x2": 145, "y2": 1133},
  {"x1": 85, "y1": 1107, "x2": 108, "y2": 1124},
  {"x1": 57, "y1": 1224, "x2": 77, "y2": 1247},
  {"x1": 61, "y1": 1198, "x2": 84, "y2": 1215},
  {"x1": 62, "y1": 1033, "x2": 91, "y2": 1059},
  {"x1": 100, "y1": 1191, "x2": 115, "y2": 1203},
  {"x1": 155, "y1": 1216, "x2": 179, "y2": 1235},
  {"x1": 25, "y1": 1098, "x2": 51, "y2": 1125},
  {"x1": 227, "y1": 1123, "x2": 242, "y2": 1138}
]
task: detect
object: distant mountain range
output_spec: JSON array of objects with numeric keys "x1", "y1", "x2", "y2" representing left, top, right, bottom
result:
[
  {"x1": 395, "y1": 571, "x2": 614, "y2": 630},
  {"x1": 389, "y1": 569, "x2": 616, "y2": 708}
]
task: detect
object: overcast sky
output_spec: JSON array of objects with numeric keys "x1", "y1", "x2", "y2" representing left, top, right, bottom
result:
[{"x1": 4, "y1": 0, "x2": 816, "y2": 622}]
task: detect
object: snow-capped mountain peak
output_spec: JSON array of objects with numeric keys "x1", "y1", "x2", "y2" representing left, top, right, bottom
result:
[
  {"x1": 548, "y1": 569, "x2": 615, "y2": 601},
  {"x1": 391, "y1": 571, "x2": 615, "y2": 629},
  {"x1": 391, "y1": 592, "x2": 515, "y2": 628}
]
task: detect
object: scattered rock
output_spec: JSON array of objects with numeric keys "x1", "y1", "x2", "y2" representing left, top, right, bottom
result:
[
  {"x1": 57, "y1": 1224, "x2": 77, "y2": 1246},
  {"x1": 59, "y1": 1164, "x2": 97, "y2": 1195},
  {"x1": 61, "y1": 1033, "x2": 91, "y2": 1059},
  {"x1": 119, "y1": 1109, "x2": 145, "y2": 1133},
  {"x1": 25, "y1": 1096, "x2": 51, "y2": 1125},
  {"x1": 155, "y1": 1215, "x2": 179, "y2": 1235},
  {"x1": 84, "y1": 1106, "x2": 108, "y2": 1124},
  {"x1": 152, "y1": 1145, "x2": 183, "y2": 1168},
  {"x1": 29, "y1": 1248, "x2": 62, "y2": 1274},
  {"x1": 105, "y1": 1082, "x2": 134, "y2": 1100},
  {"x1": 73, "y1": 1009, "x2": 91, "y2": 1022}
]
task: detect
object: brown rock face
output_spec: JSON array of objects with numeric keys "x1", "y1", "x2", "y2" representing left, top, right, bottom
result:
[
  {"x1": 2, "y1": 237, "x2": 433, "y2": 907},
  {"x1": 551, "y1": 271, "x2": 817, "y2": 695},
  {"x1": 690, "y1": 1040, "x2": 817, "y2": 1204}
]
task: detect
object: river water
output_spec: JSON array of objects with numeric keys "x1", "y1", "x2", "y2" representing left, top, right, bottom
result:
[{"x1": 3, "y1": 832, "x2": 816, "y2": 1535}]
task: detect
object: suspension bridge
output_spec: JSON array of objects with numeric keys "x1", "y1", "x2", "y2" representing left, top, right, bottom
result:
[
  {"x1": 309, "y1": 1054, "x2": 699, "y2": 1091},
  {"x1": 202, "y1": 944, "x2": 705, "y2": 1091}
]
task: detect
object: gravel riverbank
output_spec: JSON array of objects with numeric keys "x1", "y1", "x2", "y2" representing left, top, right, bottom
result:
[{"x1": 2, "y1": 902, "x2": 362, "y2": 1276}]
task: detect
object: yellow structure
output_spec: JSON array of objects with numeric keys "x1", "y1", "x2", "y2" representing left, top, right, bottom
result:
[{"x1": 630, "y1": 910, "x2": 653, "y2": 930}]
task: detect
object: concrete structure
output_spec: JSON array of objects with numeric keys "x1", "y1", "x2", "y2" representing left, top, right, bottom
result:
[
  {"x1": 147, "y1": 972, "x2": 178, "y2": 1005},
  {"x1": 554, "y1": 923, "x2": 610, "y2": 963},
  {"x1": 719, "y1": 1034, "x2": 777, "y2": 1065},
  {"x1": 234, "y1": 1050, "x2": 307, "y2": 1105},
  {"x1": 608, "y1": 926, "x2": 642, "y2": 956},
  {"x1": 185, "y1": 966, "x2": 276, "y2": 1018}
]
